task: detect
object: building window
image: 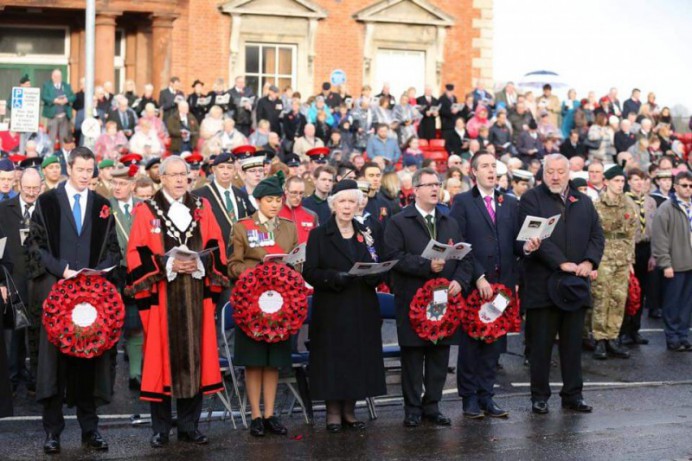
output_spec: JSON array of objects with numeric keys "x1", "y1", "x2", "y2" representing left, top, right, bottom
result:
[
  {"x1": 114, "y1": 29, "x2": 126, "y2": 92},
  {"x1": 0, "y1": 26, "x2": 69, "y2": 63},
  {"x1": 244, "y1": 43, "x2": 296, "y2": 96}
]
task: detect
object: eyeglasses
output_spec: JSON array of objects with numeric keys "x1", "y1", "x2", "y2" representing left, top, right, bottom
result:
[
  {"x1": 416, "y1": 182, "x2": 442, "y2": 189},
  {"x1": 678, "y1": 184, "x2": 692, "y2": 189}
]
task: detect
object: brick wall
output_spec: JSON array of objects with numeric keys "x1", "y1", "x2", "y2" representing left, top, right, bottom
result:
[{"x1": 168, "y1": 0, "x2": 485, "y2": 96}]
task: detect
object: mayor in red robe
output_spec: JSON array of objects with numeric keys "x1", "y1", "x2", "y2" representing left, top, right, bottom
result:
[{"x1": 125, "y1": 156, "x2": 228, "y2": 447}]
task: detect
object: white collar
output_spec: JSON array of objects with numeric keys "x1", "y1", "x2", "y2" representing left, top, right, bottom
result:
[
  {"x1": 162, "y1": 189, "x2": 183, "y2": 204},
  {"x1": 478, "y1": 187, "x2": 495, "y2": 201},
  {"x1": 64, "y1": 181, "x2": 87, "y2": 200},
  {"x1": 415, "y1": 204, "x2": 435, "y2": 220},
  {"x1": 215, "y1": 180, "x2": 233, "y2": 195},
  {"x1": 118, "y1": 197, "x2": 133, "y2": 208}
]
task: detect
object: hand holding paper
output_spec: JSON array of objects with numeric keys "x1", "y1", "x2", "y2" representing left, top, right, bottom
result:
[{"x1": 516, "y1": 215, "x2": 560, "y2": 241}]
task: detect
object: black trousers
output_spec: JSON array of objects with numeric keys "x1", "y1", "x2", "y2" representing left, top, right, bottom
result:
[
  {"x1": 456, "y1": 331, "x2": 502, "y2": 403},
  {"x1": 527, "y1": 307, "x2": 585, "y2": 403},
  {"x1": 41, "y1": 357, "x2": 99, "y2": 435},
  {"x1": 621, "y1": 242, "x2": 650, "y2": 337},
  {"x1": 400, "y1": 345, "x2": 449, "y2": 417},
  {"x1": 150, "y1": 392, "x2": 203, "y2": 434}
]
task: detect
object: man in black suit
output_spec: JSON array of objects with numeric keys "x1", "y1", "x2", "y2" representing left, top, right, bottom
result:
[
  {"x1": 438, "y1": 83, "x2": 460, "y2": 139},
  {"x1": 450, "y1": 152, "x2": 541, "y2": 419},
  {"x1": 255, "y1": 85, "x2": 283, "y2": 136},
  {"x1": 106, "y1": 95, "x2": 138, "y2": 138},
  {"x1": 0, "y1": 168, "x2": 41, "y2": 396},
  {"x1": 559, "y1": 130, "x2": 587, "y2": 159},
  {"x1": 27, "y1": 147, "x2": 121, "y2": 454},
  {"x1": 158, "y1": 76, "x2": 185, "y2": 121},
  {"x1": 229, "y1": 76, "x2": 254, "y2": 137},
  {"x1": 385, "y1": 167, "x2": 473, "y2": 428},
  {"x1": 519, "y1": 154, "x2": 604, "y2": 415},
  {"x1": 193, "y1": 151, "x2": 255, "y2": 344}
]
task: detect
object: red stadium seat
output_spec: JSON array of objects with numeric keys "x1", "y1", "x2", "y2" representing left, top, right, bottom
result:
[
  {"x1": 430, "y1": 139, "x2": 446, "y2": 149},
  {"x1": 418, "y1": 139, "x2": 429, "y2": 148}
]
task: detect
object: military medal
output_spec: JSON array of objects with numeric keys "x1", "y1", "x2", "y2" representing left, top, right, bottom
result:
[{"x1": 151, "y1": 219, "x2": 161, "y2": 234}]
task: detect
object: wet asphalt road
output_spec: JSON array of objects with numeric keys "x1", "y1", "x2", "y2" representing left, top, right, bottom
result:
[{"x1": 1, "y1": 316, "x2": 691, "y2": 460}]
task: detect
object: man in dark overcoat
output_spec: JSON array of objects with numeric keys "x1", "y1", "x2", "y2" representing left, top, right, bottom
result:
[
  {"x1": 519, "y1": 154, "x2": 604, "y2": 415},
  {"x1": 26, "y1": 147, "x2": 121, "y2": 454},
  {"x1": 384, "y1": 167, "x2": 472, "y2": 427}
]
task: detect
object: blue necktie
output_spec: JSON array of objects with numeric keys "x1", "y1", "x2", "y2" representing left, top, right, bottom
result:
[{"x1": 73, "y1": 193, "x2": 82, "y2": 235}]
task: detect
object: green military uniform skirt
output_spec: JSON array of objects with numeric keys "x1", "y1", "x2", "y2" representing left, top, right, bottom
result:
[{"x1": 234, "y1": 330, "x2": 292, "y2": 368}]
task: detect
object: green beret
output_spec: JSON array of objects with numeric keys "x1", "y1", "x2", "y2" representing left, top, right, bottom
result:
[
  {"x1": 98, "y1": 159, "x2": 115, "y2": 169},
  {"x1": 41, "y1": 155, "x2": 60, "y2": 169},
  {"x1": 253, "y1": 171, "x2": 285, "y2": 199},
  {"x1": 572, "y1": 177, "x2": 588, "y2": 188},
  {"x1": 604, "y1": 165, "x2": 625, "y2": 180}
]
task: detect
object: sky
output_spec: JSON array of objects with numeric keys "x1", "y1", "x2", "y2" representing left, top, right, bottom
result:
[{"x1": 493, "y1": 0, "x2": 692, "y2": 116}]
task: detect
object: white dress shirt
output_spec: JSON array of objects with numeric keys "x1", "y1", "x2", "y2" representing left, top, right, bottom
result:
[
  {"x1": 215, "y1": 181, "x2": 238, "y2": 217},
  {"x1": 64, "y1": 181, "x2": 88, "y2": 228}
]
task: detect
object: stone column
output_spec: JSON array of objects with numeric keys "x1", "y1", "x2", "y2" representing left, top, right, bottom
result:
[
  {"x1": 151, "y1": 13, "x2": 177, "y2": 96},
  {"x1": 94, "y1": 12, "x2": 120, "y2": 85}
]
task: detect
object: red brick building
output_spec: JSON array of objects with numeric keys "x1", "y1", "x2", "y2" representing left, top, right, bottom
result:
[{"x1": 0, "y1": 0, "x2": 493, "y2": 99}]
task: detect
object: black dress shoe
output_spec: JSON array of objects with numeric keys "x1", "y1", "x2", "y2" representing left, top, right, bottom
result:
[
  {"x1": 619, "y1": 335, "x2": 635, "y2": 346},
  {"x1": 250, "y1": 417, "x2": 265, "y2": 437},
  {"x1": 606, "y1": 340, "x2": 630, "y2": 359},
  {"x1": 403, "y1": 414, "x2": 421, "y2": 427},
  {"x1": 463, "y1": 399, "x2": 484, "y2": 419},
  {"x1": 562, "y1": 399, "x2": 592, "y2": 413},
  {"x1": 178, "y1": 429, "x2": 208, "y2": 444},
  {"x1": 632, "y1": 333, "x2": 649, "y2": 345},
  {"x1": 326, "y1": 423, "x2": 342, "y2": 433},
  {"x1": 423, "y1": 412, "x2": 451, "y2": 426},
  {"x1": 680, "y1": 340, "x2": 692, "y2": 351},
  {"x1": 593, "y1": 340, "x2": 607, "y2": 360},
  {"x1": 480, "y1": 400, "x2": 509, "y2": 418},
  {"x1": 344, "y1": 420, "x2": 366, "y2": 430},
  {"x1": 129, "y1": 378, "x2": 141, "y2": 391},
  {"x1": 150, "y1": 432, "x2": 169, "y2": 448},
  {"x1": 263, "y1": 416, "x2": 288, "y2": 435},
  {"x1": 44, "y1": 434, "x2": 60, "y2": 454},
  {"x1": 81, "y1": 430, "x2": 109, "y2": 451},
  {"x1": 532, "y1": 401, "x2": 549, "y2": 414},
  {"x1": 649, "y1": 309, "x2": 662, "y2": 319},
  {"x1": 667, "y1": 342, "x2": 685, "y2": 352}
]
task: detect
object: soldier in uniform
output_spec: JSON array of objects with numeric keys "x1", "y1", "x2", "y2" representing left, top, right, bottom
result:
[
  {"x1": 591, "y1": 165, "x2": 638, "y2": 360},
  {"x1": 41, "y1": 156, "x2": 65, "y2": 191},
  {"x1": 620, "y1": 168, "x2": 657, "y2": 345},
  {"x1": 228, "y1": 172, "x2": 298, "y2": 437},
  {"x1": 302, "y1": 147, "x2": 329, "y2": 197},
  {"x1": 183, "y1": 153, "x2": 208, "y2": 190},
  {"x1": 232, "y1": 146, "x2": 266, "y2": 210},
  {"x1": 108, "y1": 165, "x2": 143, "y2": 389},
  {"x1": 144, "y1": 157, "x2": 162, "y2": 191},
  {"x1": 94, "y1": 159, "x2": 115, "y2": 198}
]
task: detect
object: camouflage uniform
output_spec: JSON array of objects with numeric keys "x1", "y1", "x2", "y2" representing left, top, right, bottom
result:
[{"x1": 591, "y1": 191, "x2": 637, "y2": 340}]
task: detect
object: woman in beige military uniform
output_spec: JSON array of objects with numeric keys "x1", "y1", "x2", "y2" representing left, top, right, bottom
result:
[{"x1": 228, "y1": 171, "x2": 298, "y2": 437}]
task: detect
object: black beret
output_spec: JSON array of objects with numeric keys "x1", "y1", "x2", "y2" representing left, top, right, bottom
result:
[{"x1": 330, "y1": 179, "x2": 358, "y2": 196}]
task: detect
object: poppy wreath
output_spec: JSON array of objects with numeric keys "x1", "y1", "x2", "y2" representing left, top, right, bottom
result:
[
  {"x1": 625, "y1": 272, "x2": 642, "y2": 316},
  {"x1": 231, "y1": 262, "x2": 308, "y2": 343},
  {"x1": 376, "y1": 282, "x2": 391, "y2": 294},
  {"x1": 462, "y1": 283, "x2": 518, "y2": 344},
  {"x1": 409, "y1": 278, "x2": 465, "y2": 343},
  {"x1": 42, "y1": 275, "x2": 125, "y2": 359}
]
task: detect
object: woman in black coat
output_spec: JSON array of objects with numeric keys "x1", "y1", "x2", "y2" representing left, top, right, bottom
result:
[{"x1": 303, "y1": 180, "x2": 386, "y2": 433}]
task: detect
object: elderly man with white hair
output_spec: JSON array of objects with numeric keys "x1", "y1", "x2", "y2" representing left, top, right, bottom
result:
[
  {"x1": 519, "y1": 154, "x2": 605, "y2": 415},
  {"x1": 292, "y1": 123, "x2": 325, "y2": 161},
  {"x1": 107, "y1": 95, "x2": 138, "y2": 138},
  {"x1": 126, "y1": 155, "x2": 228, "y2": 447}
]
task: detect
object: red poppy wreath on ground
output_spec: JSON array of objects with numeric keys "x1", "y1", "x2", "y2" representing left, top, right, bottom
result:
[
  {"x1": 625, "y1": 272, "x2": 642, "y2": 316},
  {"x1": 231, "y1": 262, "x2": 308, "y2": 343},
  {"x1": 409, "y1": 278, "x2": 465, "y2": 343},
  {"x1": 43, "y1": 275, "x2": 125, "y2": 359},
  {"x1": 462, "y1": 283, "x2": 519, "y2": 343}
]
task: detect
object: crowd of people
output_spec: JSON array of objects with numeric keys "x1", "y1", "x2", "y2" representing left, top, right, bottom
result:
[{"x1": 0, "y1": 69, "x2": 691, "y2": 455}]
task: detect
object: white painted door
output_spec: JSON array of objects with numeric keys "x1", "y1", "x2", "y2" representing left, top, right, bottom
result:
[{"x1": 374, "y1": 49, "x2": 425, "y2": 99}]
